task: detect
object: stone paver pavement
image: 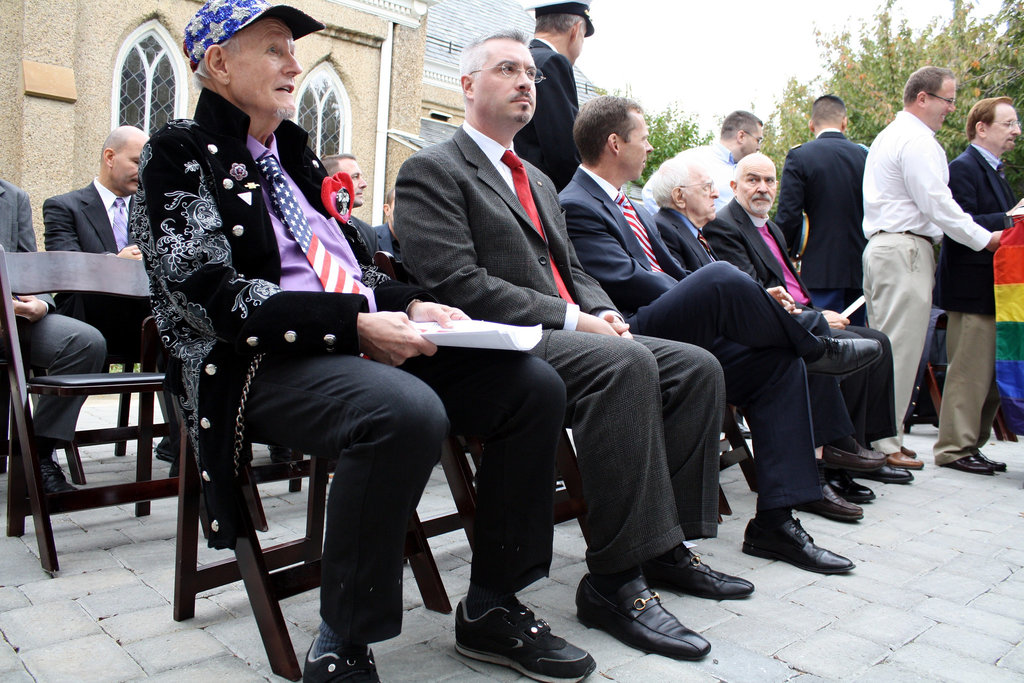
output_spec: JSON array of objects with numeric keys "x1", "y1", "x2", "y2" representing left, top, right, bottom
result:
[{"x1": 1, "y1": 395, "x2": 1022, "y2": 681}]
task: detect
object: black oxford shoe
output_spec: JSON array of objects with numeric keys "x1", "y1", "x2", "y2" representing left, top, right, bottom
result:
[
  {"x1": 303, "y1": 642, "x2": 379, "y2": 683},
  {"x1": 742, "y1": 518, "x2": 855, "y2": 574},
  {"x1": 824, "y1": 468, "x2": 875, "y2": 504},
  {"x1": 805, "y1": 337, "x2": 882, "y2": 376},
  {"x1": 853, "y1": 463, "x2": 914, "y2": 484},
  {"x1": 974, "y1": 450, "x2": 1007, "y2": 472},
  {"x1": 642, "y1": 547, "x2": 754, "y2": 600},
  {"x1": 939, "y1": 453, "x2": 995, "y2": 475},
  {"x1": 576, "y1": 575, "x2": 711, "y2": 660},
  {"x1": 794, "y1": 483, "x2": 863, "y2": 522},
  {"x1": 39, "y1": 457, "x2": 77, "y2": 494}
]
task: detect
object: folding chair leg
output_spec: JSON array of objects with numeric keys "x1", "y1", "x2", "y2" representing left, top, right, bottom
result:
[
  {"x1": 439, "y1": 437, "x2": 478, "y2": 548},
  {"x1": 114, "y1": 391, "x2": 131, "y2": 457},
  {"x1": 9, "y1": 427, "x2": 60, "y2": 572},
  {"x1": 405, "y1": 512, "x2": 452, "y2": 614},
  {"x1": 554, "y1": 432, "x2": 589, "y2": 542},
  {"x1": 287, "y1": 448, "x2": 303, "y2": 493},
  {"x1": 718, "y1": 486, "x2": 732, "y2": 517},
  {"x1": 233, "y1": 493, "x2": 302, "y2": 681},
  {"x1": 240, "y1": 472, "x2": 270, "y2": 532},
  {"x1": 174, "y1": 435, "x2": 201, "y2": 621},
  {"x1": 63, "y1": 442, "x2": 86, "y2": 486}
]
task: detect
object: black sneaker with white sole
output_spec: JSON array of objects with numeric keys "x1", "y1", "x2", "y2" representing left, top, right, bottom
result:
[
  {"x1": 455, "y1": 600, "x2": 596, "y2": 683},
  {"x1": 302, "y1": 640, "x2": 379, "y2": 683}
]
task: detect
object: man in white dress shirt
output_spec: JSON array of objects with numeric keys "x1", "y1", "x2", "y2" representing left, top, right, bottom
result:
[{"x1": 862, "y1": 66, "x2": 1002, "y2": 461}]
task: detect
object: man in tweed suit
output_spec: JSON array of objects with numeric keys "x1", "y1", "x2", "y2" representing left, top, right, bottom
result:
[{"x1": 397, "y1": 29, "x2": 757, "y2": 661}]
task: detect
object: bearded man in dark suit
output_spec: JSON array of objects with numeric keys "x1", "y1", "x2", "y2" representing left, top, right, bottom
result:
[{"x1": 933, "y1": 96, "x2": 1022, "y2": 474}]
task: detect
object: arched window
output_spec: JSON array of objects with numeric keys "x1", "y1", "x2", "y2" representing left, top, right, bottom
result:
[
  {"x1": 297, "y1": 64, "x2": 352, "y2": 157},
  {"x1": 113, "y1": 21, "x2": 188, "y2": 134}
]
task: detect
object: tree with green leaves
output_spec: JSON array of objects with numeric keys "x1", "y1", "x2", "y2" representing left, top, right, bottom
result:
[{"x1": 640, "y1": 103, "x2": 712, "y2": 186}]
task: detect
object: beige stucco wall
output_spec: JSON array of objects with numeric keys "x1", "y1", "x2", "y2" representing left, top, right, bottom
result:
[{"x1": 5, "y1": 0, "x2": 431, "y2": 244}]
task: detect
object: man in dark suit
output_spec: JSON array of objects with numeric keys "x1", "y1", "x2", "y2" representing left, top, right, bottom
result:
[
  {"x1": 775, "y1": 95, "x2": 868, "y2": 325},
  {"x1": 373, "y1": 188, "x2": 400, "y2": 261},
  {"x1": 705, "y1": 154, "x2": 912, "y2": 491},
  {"x1": 0, "y1": 178, "x2": 107, "y2": 493},
  {"x1": 934, "y1": 96, "x2": 1022, "y2": 474},
  {"x1": 322, "y1": 153, "x2": 379, "y2": 254},
  {"x1": 562, "y1": 96, "x2": 878, "y2": 535},
  {"x1": 43, "y1": 125, "x2": 150, "y2": 360},
  {"x1": 133, "y1": 5, "x2": 594, "y2": 682},
  {"x1": 513, "y1": 1, "x2": 593, "y2": 191},
  {"x1": 397, "y1": 29, "x2": 756, "y2": 663}
]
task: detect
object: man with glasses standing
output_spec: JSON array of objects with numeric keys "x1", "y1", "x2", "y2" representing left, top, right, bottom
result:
[
  {"x1": 515, "y1": 1, "x2": 594, "y2": 191},
  {"x1": 862, "y1": 66, "x2": 1002, "y2": 475},
  {"x1": 642, "y1": 110, "x2": 763, "y2": 215},
  {"x1": 933, "y1": 96, "x2": 1022, "y2": 474}
]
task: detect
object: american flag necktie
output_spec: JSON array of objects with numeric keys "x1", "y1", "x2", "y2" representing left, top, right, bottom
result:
[
  {"x1": 257, "y1": 153, "x2": 360, "y2": 294},
  {"x1": 615, "y1": 192, "x2": 663, "y2": 272}
]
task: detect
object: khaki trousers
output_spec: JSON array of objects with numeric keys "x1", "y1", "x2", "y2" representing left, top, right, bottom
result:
[
  {"x1": 933, "y1": 311, "x2": 1001, "y2": 464},
  {"x1": 863, "y1": 232, "x2": 935, "y2": 453}
]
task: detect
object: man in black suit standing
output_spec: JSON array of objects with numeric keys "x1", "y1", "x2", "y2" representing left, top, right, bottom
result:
[
  {"x1": 934, "y1": 96, "x2": 1022, "y2": 474},
  {"x1": 775, "y1": 96, "x2": 868, "y2": 325},
  {"x1": 513, "y1": 1, "x2": 593, "y2": 191},
  {"x1": 43, "y1": 125, "x2": 150, "y2": 359}
]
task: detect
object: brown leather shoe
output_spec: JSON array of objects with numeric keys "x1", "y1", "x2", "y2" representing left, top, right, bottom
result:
[
  {"x1": 886, "y1": 451, "x2": 924, "y2": 470},
  {"x1": 822, "y1": 444, "x2": 886, "y2": 472},
  {"x1": 795, "y1": 484, "x2": 864, "y2": 522},
  {"x1": 900, "y1": 446, "x2": 918, "y2": 458},
  {"x1": 938, "y1": 453, "x2": 995, "y2": 475}
]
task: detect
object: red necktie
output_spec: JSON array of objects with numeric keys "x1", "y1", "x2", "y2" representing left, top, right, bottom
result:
[
  {"x1": 695, "y1": 228, "x2": 715, "y2": 261},
  {"x1": 501, "y1": 150, "x2": 575, "y2": 304},
  {"x1": 615, "y1": 192, "x2": 663, "y2": 272}
]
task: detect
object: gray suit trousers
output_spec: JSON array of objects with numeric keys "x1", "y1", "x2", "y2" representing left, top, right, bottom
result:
[
  {"x1": 530, "y1": 330, "x2": 723, "y2": 574},
  {"x1": 29, "y1": 313, "x2": 107, "y2": 441}
]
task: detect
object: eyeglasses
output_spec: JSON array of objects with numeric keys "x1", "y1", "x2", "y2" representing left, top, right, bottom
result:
[
  {"x1": 926, "y1": 92, "x2": 956, "y2": 106},
  {"x1": 993, "y1": 120, "x2": 1022, "y2": 129},
  {"x1": 469, "y1": 61, "x2": 545, "y2": 83},
  {"x1": 680, "y1": 181, "x2": 715, "y2": 195},
  {"x1": 741, "y1": 129, "x2": 764, "y2": 144}
]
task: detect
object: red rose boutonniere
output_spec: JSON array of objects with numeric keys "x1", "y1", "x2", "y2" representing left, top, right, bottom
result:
[{"x1": 321, "y1": 172, "x2": 354, "y2": 223}]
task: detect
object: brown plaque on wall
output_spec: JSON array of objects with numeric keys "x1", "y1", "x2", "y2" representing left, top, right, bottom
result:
[{"x1": 22, "y1": 60, "x2": 78, "y2": 103}]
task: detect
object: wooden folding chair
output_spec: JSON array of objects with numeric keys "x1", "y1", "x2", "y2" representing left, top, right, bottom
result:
[
  {"x1": 173, "y1": 427, "x2": 452, "y2": 680},
  {"x1": 0, "y1": 248, "x2": 176, "y2": 572},
  {"x1": 718, "y1": 405, "x2": 758, "y2": 517}
]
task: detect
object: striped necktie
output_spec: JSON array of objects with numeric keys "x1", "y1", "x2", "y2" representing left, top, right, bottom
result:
[
  {"x1": 695, "y1": 227, "x2": 715, "y2": 262},
  {"x1": 257, "y1": 153, "x2": 359, "y2": 294},
  {"x1": 111, "y1": 197, "x2": 129, "y2": 251},
  {"x1": 615, "y1": 192, "x2": 663, "y2": 272}
]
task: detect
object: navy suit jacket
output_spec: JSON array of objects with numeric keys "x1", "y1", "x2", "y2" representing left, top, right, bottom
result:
[
  {"x1": 773, "y1": 131, "x2": 868, "y2": 290},
  {"x1": 654, "y1": 209, "x2": 717, "y2": 271},
  {"x1": 936, "y1": 145, "x2": 1015, "y2": 315},
  {"x1": 513, "y1": 40, "x2": 580, "y2": 192},
  {"x1": 560, "y1": 168, "x2": 687, "y2": 321}
]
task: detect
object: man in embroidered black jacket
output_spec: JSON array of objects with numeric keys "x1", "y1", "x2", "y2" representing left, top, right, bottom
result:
[{"x1": 130, "y1": 2, "x2": 593, "y2": 681}]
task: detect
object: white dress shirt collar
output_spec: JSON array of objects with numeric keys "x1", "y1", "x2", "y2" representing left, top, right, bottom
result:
[
  {"x1": 462, "y1": 122, "x2": 517, "y2": 191},
  {"x1": 579, "y1": 166, "x2": 620, "y2": 201},
  {"x1": 815, "y1": 127, "x2": 843, "y2": 138}
]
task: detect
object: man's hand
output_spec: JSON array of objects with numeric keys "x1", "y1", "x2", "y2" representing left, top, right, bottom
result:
[
  {"x1": 576, "y1": 311, "x2": 631, "y2": 338},
  {"x1": 599, "y1": 310, "x2": 632, "y2": 339},
  {"x1": 117, "y1": 245, "x2": 143, "y2": 260},
  {"x1": 986, "y1": 230, "x2": 1003, "y2": 252},
  {"x1": 822, "y1": 310, "x2": 849, "y2": 330},
  {"x1": 767, "y1": 286, "x2": 802, "y2": 314},
  {"x1": 357, "y1": 311, "x2": 437, "y2": 366},
  {"x1": 13, "y1": 295, "x2": 47, "y2": 323},
  {"x1": 406, "y1": 301, "x2": 468, "y2": 328}
]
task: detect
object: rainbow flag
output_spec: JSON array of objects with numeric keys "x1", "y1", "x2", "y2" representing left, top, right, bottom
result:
[{"x1": 994, "y1": 214, "x2": 1024, "y2": 433}]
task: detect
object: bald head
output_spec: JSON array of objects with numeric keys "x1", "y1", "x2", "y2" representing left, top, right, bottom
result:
[
  {"x1": 99, "y1": 126, "x2": 148, "y2": 197},
  {"x1": 731, "y1": 152, "x2": 777, "y2": 218}
]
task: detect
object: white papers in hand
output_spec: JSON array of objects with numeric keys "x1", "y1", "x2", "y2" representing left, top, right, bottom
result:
[
  {"x1": 840, "y1": 295, "x2": 865, "y2": 319},
  {"x1": 411, "y1": 319, "x2": 542, "y2": 351}
]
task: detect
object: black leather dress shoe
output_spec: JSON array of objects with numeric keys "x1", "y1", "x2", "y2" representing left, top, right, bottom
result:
[
  {"x1": 303, "y1": 641, "x2": 379, "y2": 683},
  {"x1": 939, "y1": 453, "x2": 995, "y2": 475},
  {"x1": 576, "y1": 575, "x2": 710, "y2": 660},
  {"x1": 642, "y1": 547, "x2": 754, "y2": 600},
  {"x1": 742, "y1": 518, "x2": 855, "y2": 574},
  {"x1": 805, "y1": 338, "x2": 882, "y2": 376},
  {"x1": 39, "y1": 457, "x2": 77, "y2": 494},
  {"x1": 853, "y1": 463, "x2": 914, "y2": 484},
  {"x1": 822, "y1": 444, "x2": 886, "y2": 472},
  {"x1": 794, "y1": 484, "x2": 863, "y2": 522},
  {"x1": 824, "y1": 468, "x2": 875, "y2": 503},
  {"x1": 974, "y1": 450, "x2": 1007, "y2": 472},
  {"x1": 155, "y1": 437, "x2": 177, "y2": 464}
]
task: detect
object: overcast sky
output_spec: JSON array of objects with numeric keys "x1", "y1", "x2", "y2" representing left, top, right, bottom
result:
[{"x1": 574, "y1": 0, "x2": 1004, "y2": 134}]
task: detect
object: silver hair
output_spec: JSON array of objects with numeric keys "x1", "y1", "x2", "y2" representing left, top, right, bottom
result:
[
  {"x1": 650, "y1": 151, "x2": 713, "y2": 209},
  {"x1": 459, "y1": 29, "x2": 531, "y2": 77},
  {"x1": 192, "y1": 34, "x2": 241, "y2": 90}
]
